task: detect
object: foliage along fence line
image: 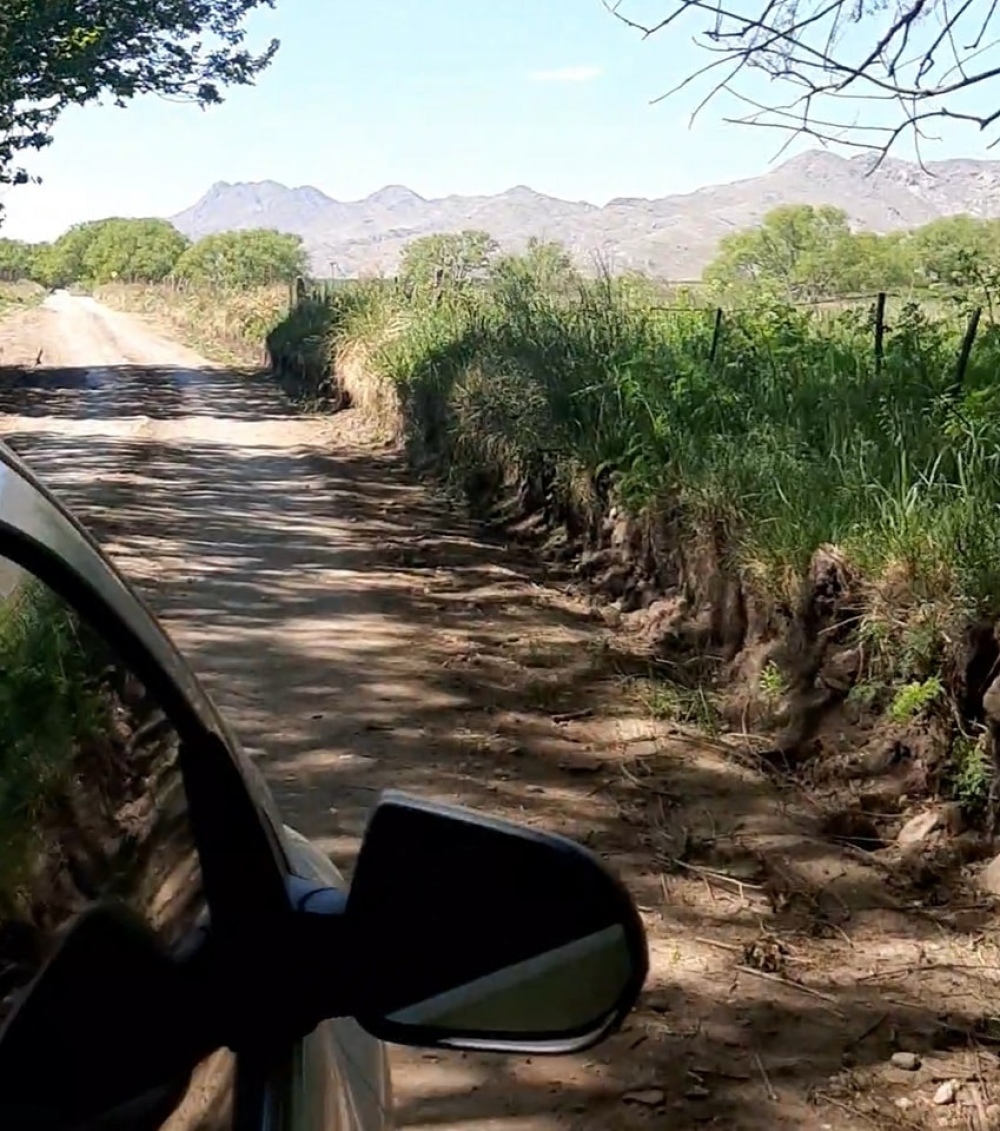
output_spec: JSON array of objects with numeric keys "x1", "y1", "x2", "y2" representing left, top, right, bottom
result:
[
  {"x1": 686, "y1": 293, "x2": 986, "y2": 379},
  {"x1": 262, "y1": 246, "x2": 1000, "y2": 830},
  {"x1": 290, "y1": 274, "x2": 988, "y2": 382}
]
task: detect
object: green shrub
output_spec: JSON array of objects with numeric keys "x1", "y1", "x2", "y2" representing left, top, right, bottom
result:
[
  {"x1": 264, "y1": 266, "x2": 1000, "y2": 634},
  {"x1": 888, "y1": 676, "x2": 943, "y2": 723}
]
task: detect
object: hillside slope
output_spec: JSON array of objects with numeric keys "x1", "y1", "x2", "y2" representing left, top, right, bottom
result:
[{"x1": 170, "y1": 150, "x2": 1000, "y2": 278}]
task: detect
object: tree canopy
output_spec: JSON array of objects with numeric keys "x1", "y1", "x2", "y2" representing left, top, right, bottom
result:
[
  {"x1": 494, "y1": 237, "x2": 581, "y2": 294},
  {"x1": 0, "y1": 238, "x2": 36, "y2": 282},
  {"x1": 399, "y1": 231, "x2": 500, "y2": 294},
  {"x1": 1, "y1": 220, "x2": 309, "y2": 290},
  {"x1": 24, "y1": 218, "x2": 189, "y2": 287},
  {"x1": 702, "y1": 203, "x2": 1000, "y2": 311},
  {"x1": 607, "y1": 0, "x2": 1000, "y2": 160},
  {"x1": 0, "y1": 1, "x2": 278, "y2": 196},
  {"x1": 704, "y1": 205, "x2": 855, "y2": 298},
  {"x1": 173, "y1": 229, "x2": 308, "y2": 287},
  {"x1": 83, "y1": 218, "x2": 190, "y2": 284}
]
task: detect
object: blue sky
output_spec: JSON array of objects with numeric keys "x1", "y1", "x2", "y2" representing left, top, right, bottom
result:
[{"x1": 2, "y1": 0, "x2": 997, "y2": 241}]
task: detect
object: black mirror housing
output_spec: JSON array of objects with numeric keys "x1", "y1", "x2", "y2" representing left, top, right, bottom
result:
[{"x1": 344, "y1": 792, "x2": 648, "y2": 1054}]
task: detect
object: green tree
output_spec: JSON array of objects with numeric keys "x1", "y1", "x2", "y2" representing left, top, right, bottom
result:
[
  {"x1": 81, "y1": 218, "x2": 189, "y2": 283},
  {"x1": 31, "y1": 222, "x2": 106, "y2": 288},
  {"x1": 494, "y1": 238, "x2": 580, "y2": 294},
  {"x1": 0, "y1": 1, "x2": 278, "y2": 200},
  {"x1": 802, "y1": 230, "x2": 915, "y2": 296},
  {"x1": 704, "y1": 205, "x2": 855, "y2": 299},
  {"x1": 0, "y1": 239, "x2": 37, "y2": 281},
  {"x1": 399, "y1": 231, "x2": 499, "y2": 294},
  {"x1": 173, "y1": 229, "x2": 309, "y2": 288},
  {"x1": 908, "y1": 217, "x2": 1000, "y2": 314},
  {"x1": 29, "y1": 244, "x2": 61, "y2": 289}
]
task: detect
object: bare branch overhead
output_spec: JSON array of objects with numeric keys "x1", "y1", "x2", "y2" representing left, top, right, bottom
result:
[{"x1": 605, "y1": 0, "x2": 1000, "y2": 162}]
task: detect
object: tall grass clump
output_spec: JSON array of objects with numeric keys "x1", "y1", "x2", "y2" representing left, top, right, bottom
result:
[
  {"x1": 266, "y1": 263, "x2": 1000, "y2": 699},
  {"x1": 97, "y1": 282, "x2": 290, "y2": 364},
  {"x1": 0, "y1": 280, "x2": 45, "y2": 315},
  {"x1": 267, "y1": 280, "x2": 403, "y2": 414}
]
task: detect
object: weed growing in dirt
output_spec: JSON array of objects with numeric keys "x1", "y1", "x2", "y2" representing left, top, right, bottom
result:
[
  {"x1": 847, "y1": 678, "x2": 886, "y2": 710},
  {"x1": 949, "y1": 732, "x2": 993, "y2": 819},
  {"x1": 888, "y1": 676, "x2": 943, "y2": 723},
  {"x1": 758, "y1": 661, "x2": 786, "y2": 704},
  {"x1": 634, "y1": 677, "x2": 721, "y2": 734}
]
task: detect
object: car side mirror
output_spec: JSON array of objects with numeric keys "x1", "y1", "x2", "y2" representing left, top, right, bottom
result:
[{"x1": 344, "y1": 793, "x2": 648, "y2": 1054}]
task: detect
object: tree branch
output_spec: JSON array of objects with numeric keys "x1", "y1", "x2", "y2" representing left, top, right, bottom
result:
[{"x1": 609, "y1": 0, "x2": 1000, "y2": 159}]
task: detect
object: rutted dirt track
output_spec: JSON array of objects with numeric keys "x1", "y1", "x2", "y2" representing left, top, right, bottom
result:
[{"x1": 3, "y1": 293, "x2": 1000, "y2": 1130}]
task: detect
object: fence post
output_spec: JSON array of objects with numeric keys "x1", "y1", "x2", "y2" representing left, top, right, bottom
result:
[
  {"x1": 709, "y1": 307, "x2": 724, "y2": 362},
  {"x1": 874, "y1": 292, "x2": 886, "y2": 375},
  {"x1": 954, "y1": 307, "x2": 982, "y2": 392}
]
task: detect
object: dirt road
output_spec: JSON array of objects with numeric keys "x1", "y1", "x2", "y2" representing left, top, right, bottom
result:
[{"x1": 1, "y1": 292, "x2": 999, "y2": 1130}]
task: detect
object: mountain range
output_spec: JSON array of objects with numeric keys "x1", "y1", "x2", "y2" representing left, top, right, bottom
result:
[{"x1": 169, "y1": 150, "x2": 1000, "y2": 279}]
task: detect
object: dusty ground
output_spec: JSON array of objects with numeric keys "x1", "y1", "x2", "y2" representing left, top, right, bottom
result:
[{"x1": 1, "y1": 292, "x2": 1000, "y2": 1130}]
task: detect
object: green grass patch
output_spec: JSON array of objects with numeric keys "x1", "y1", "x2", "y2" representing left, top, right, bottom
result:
[
  {"x1": 0, "y1": 578, "x2": 108, "y2": 913},
  {"x1": 264, "y1": 275, "x2": 1000, "y2": 636},
  {"x1": 632, "y1": 676, "x2": 721, "y2": 734},
  {"x1": 887, "y1": 676, "x2": 943, "y2": 723}
]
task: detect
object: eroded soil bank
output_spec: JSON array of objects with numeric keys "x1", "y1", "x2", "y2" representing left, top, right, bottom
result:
[{"x1": 0, "y1": 295, "x2": 999, "y2": 1129}]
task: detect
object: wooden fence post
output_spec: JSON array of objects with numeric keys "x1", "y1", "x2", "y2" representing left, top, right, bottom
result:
[
  {"x1": 709, "y1": 307, "x2": 724, "y2": 362},
  {"x1": 874, "y1": 292, "x2": 886, "y2": 375},
  {"x1": 954, "y1": 307, "x2": 982, "y2": 391}
]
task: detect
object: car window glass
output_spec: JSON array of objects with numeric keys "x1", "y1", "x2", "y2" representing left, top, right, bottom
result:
[{"x1": 0, "y1": 555, "x2": 234, "y2": 1129}]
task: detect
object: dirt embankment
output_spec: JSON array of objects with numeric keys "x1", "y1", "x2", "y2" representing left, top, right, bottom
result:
[
  {"x1": 4, "y1": 295, "x2": 1000, "y2": 1129},
  {"x1": 270, "y1": 333, "x2": 1000, "y2": 899},
  {"x1": 293, "y1": 335, "x2": 1000, "y2": 1128}
]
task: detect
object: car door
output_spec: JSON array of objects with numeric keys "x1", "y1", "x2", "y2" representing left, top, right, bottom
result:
[
  {"x1": 0, "y1": 439, "x2": 390, "y2": 1131},
  {"x1": 266, "y1": 828, "x2": 391, "y2": 1131}
]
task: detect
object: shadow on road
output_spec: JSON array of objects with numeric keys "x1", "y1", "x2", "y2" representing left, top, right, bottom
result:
[{"x1": 0, "y1": 364, "x2": 293, "y2": 422}]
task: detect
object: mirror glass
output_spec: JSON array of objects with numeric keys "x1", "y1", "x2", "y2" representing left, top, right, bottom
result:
[
  {"x1": 382, "y1": 923, "x2": 633, "y2": 1039},
  {"x1": 0, "y1": 555, "x2": 234, "y2": 1129},
  {"x1": 348, "y1": 795, "x2": 646, "y2": 1051}
]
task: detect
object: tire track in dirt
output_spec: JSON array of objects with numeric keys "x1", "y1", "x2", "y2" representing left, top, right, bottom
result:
[{"x1": 1, "y1": 293, "x2": 998, "y2": 1130}]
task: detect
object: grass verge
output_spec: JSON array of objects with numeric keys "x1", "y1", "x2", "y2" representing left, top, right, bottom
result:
[
  {"x1": 0, "y1": 281, "x2": 45, "y2": 318},
  {"x1": 95, "y1": 282, "x2": 290, "y2": 367},
  {"x1": 271, "y1": 277, "x2": 1000, "y2": 621},
  {"x1": 135, "y1": 267, "x2": 1000, "y2": 825}
]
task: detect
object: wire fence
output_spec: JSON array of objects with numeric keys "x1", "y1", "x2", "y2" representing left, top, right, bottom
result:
[
  {"x1": 646, "y1": 290, "x2": 899, "y2": 312},
  {"x1": 289, "y1": 275, "x2": 987, "y2": 388},
  {"x1": 647, "y1": 291, "x2": 984, "y2": 378}
]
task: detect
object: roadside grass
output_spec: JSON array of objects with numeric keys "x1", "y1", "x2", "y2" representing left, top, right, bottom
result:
[
  {"x1": 116, "y1": 268, "x2": 1000, "y2": 795},
  {"x1": 0, "y1": 578, "x2": 107, "y2": 914},
  {"x1": 96, "y1": 282, "x2": 290, "y2": 366},
  {"x1": 271, "y1": 278, "x2": 1000, "y2": 630},
  {"x1": 0, "y1": 280, "x2": 45, "y2": 317}
]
